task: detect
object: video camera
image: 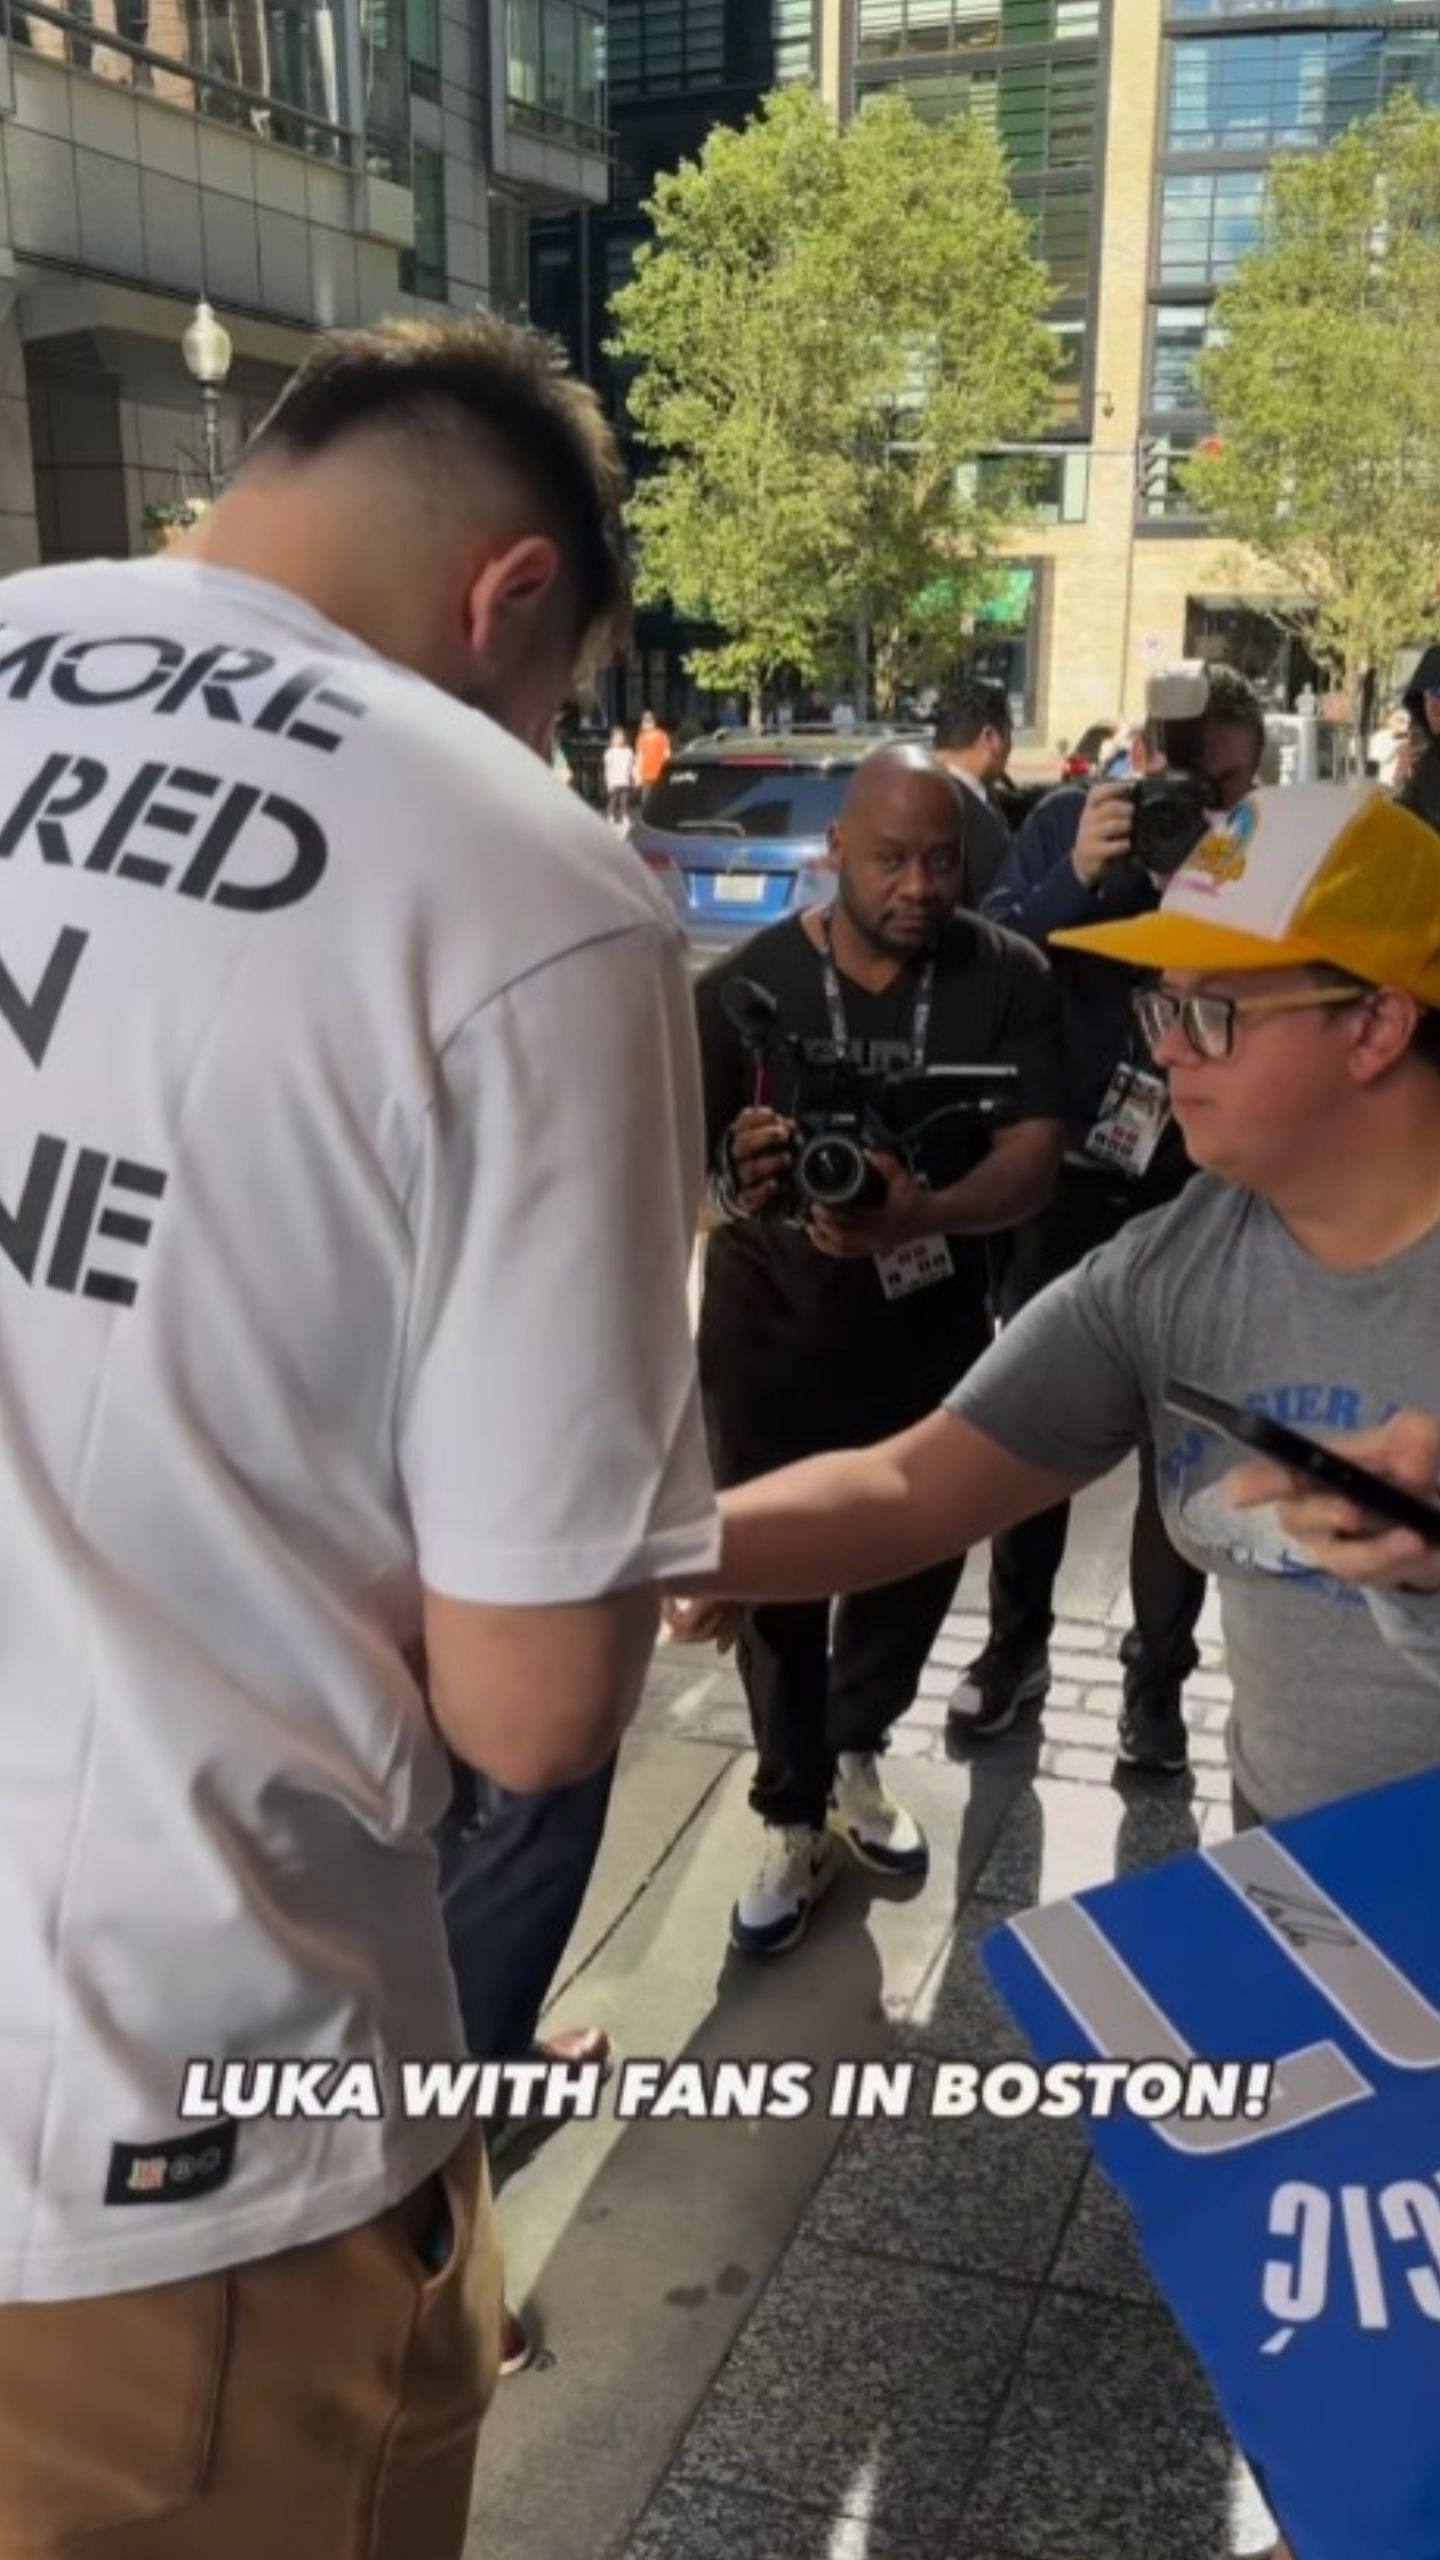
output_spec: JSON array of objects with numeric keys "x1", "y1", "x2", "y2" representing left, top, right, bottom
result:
[
  {"x1": 721, "y1": 978, "x2": 1018, "y2": 1220},
  {"x1": 1120, "y1": 663, "x2": 1220, "y2": 877}
]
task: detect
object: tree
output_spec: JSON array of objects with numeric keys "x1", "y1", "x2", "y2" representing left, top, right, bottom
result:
[
  {"x1": 1187, "y1": 94, "x2": 1440, "y2": 707},
  {"x1": 607, "y1": 85, "x2": 1057, "y2": 716}
]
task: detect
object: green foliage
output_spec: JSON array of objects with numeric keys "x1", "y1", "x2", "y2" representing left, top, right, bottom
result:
[
  {"x1": 1188, "y1": 94, "x2": 1440, "y2": 693},
  {"x1": 607, "y1": 85, "x2": 1057, "y2": 712}
]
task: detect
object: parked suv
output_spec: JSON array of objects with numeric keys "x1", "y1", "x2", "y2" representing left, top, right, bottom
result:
[{"x1": 630, "y1": 725, "x2": 926, "y2": 949}]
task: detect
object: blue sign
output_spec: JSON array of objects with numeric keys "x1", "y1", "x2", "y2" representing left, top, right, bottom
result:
[{"x1": 984, "y1": 1771, "x2": 1440, "y2": 2560}]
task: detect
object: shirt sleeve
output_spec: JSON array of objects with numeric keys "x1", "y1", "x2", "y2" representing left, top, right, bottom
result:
[
  {"x1": 693, "y1": 959, "x2": 752, "y2": 1172},
  {"x1": 988, "y1": 930, "x2": 1067, "y2": 1125},
  {"x1": 398, "y1": 924, "x2": 720, "y2": 1604},
  {"x1": 982, "y1": 791, "x2": 1094, "y2": 942},
  {"x1": 946, "y1": 1229, "x2": 1150, "y2": 1476}
]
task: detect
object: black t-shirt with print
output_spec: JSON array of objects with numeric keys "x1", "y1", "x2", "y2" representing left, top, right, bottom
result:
[{"x1": 695, "y1": 913, "x2": 1065, "y2": 1474}]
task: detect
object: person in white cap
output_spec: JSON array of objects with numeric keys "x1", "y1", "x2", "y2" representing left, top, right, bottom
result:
[{"x1": 672, "y1": 780, "x2": 1440, "y2": 1844}]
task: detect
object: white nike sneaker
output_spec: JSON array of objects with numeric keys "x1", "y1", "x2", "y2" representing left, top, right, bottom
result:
[
  {"x1": 729, "y1": 1823, "x2": 840, "y2": 1957},
  {"x1": 828, "y1": 1752, "x2": 929, "y2": 1881}
]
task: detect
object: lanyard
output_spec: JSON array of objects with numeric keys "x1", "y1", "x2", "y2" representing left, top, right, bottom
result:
[{"x1": 817, "y1": 919, "x2": 935, "y2": 1072}]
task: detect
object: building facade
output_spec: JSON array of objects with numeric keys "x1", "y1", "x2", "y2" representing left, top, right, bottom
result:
[
  {"x1": 529, "y1": 0, "x2": 810, "y2": 724},
  {"x1": 0, "y1": 1, "x2": 608, "y2": 571},
  {"x1": 818, "y1": 0, "x2": 1440, "y2": 746}
]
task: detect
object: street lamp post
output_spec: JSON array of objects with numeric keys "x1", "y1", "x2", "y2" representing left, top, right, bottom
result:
[{"x1": 181, "y1": 299, "x2": 234, "y2": 502}]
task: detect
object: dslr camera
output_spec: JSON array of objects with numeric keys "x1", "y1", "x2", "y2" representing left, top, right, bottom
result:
[
  {"x1": 721, "y1": 979, "x2": 1017, "y2": 1220},
  {"x1": 1121, "y1": 663, "x2": 1219, "y2": 876}
]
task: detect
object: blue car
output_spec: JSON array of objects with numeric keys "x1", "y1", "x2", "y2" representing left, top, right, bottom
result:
[{"x1": 630, "y1": 725, "x2": 926, "y2": 950}]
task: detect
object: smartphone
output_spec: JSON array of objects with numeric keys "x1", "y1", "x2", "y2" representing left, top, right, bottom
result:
[{"x1": 1163, "y1": 1379, "x2": 1440, "y2": 1549}]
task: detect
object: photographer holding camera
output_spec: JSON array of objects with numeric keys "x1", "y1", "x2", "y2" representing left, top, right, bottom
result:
[
  {"x1": 953, "y1": 665, "x2": 1266, "y2": 1773},
  {"x1": 695, "y1": 747, "x2": 1064, "y2": 1957}
]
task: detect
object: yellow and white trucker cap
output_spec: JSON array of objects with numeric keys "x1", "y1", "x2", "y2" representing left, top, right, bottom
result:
[{"x1": 1051, "y1": 784, "x2": 1440, "y2": 1006}]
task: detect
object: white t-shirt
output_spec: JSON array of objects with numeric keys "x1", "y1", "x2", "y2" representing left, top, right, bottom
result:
[
  {"x1": 0, "y1": 558, "x2": 719, "y2": 2301},
  {"x1": 604, "y1": 742, "x2": 635, "y2": 793}
]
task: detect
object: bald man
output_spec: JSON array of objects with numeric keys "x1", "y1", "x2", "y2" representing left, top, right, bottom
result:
[{"x1": 695, "y1": 748, "x2": 1065, "y2": 1955}]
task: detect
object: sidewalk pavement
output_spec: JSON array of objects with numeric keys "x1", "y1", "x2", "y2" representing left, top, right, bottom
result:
[{"x1": 467, "y1": 1465, "x2": 1276, "y2": 2560}]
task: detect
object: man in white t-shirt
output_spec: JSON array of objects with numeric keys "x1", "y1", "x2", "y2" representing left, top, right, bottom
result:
[{"x1": 0, "y1": 316, "x2": 718, "y2": 2557}]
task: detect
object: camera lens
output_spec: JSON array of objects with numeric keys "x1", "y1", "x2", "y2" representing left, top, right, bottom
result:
[{"x1": 797, "y1": 1134, "x2": 877, "y2": 1209}]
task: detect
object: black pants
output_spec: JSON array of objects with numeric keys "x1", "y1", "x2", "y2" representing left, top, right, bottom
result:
[
  {"x1": 738, "y1": 1555, "x2": 965, "y2": 1829},
  {"x1": 987, "y1": 1159, "x2": 1205, "y2": 1701},
  {"x1": 437, "y1": 1754, "x2": 616, "y2": 2062},
  {"x1": 704, "y1": 1354, "x2": 976, "y2": 1834}
]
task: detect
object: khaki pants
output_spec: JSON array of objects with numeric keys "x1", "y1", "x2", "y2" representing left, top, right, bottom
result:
[{"x1": 0, "y1": 2132, "x2": 499, "y2": 2559}]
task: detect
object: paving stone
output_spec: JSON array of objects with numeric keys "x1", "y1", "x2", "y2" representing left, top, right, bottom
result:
[
  {"x1": 1050, "y1": 1621, "x2": 1109, "y2": 1652},
  {"x1": 959, "y1": 2292, "x2": 1240, "y2": 2559},
  {"x1": 1049, "y1": 1650, "x2": 1126, "y2": 1687},
  {"x1": 624, "y1": 2476, "x2": 921, "y2": 2560},
  {"x1": 907, "y1": 1905, "x2": 1034, "y2": 2060},
  {"x1": 1040, "y1": 1743, "x2": 1121, "y2": 1787},
  {"x1": 673, "y1": 2239, "x2": 1035, "y2": 2549},
  {"x1": 805, "y1": 2054, "x2": 1088, "y2": 2284},
  {"x1": 1050, "y1": 2163, "x2": 1160, "y2": 2308}
]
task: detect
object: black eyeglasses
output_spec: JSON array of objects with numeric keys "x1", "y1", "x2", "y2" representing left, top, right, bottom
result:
[{"x1": 1131, "y1": 985, "x2": 1369, "y2": 1062}]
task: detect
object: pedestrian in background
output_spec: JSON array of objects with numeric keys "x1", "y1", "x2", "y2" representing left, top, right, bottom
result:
[
  {"x1": 932, "y1": 677, "x2": 1014, "y2": 910},
  {"x1": 604, "y1": 722, "x2": 636, "y2": 824},
  {"x1": 635, "y1": 706, "x2": 672, "y2": 789}
]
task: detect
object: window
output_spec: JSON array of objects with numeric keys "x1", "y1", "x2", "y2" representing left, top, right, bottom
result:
[
  {"x1": 773, "y1": 0, "x2": 814, "y2": 81},
  {"x1": 1026, "y1": 189, "x2": 1093, "y2": 293},
  {"x1": 490, "y1": 190, "x2": 530, "y2": 316},
  {"x1": 1158, "y1": 170, "x2": 1265, "y2": 284},
  {"x1": 972, "y1": 449, "x2": 1090, "y2": 520},
  {"x1": 400, "y1": 143, "x2": 448, "y2": 301},
  {"x1": 606, "y1": 0, "x2": 725, "y2": 98},
  {"x1": 856, "y1": 0, "x2": 1102, "y2": 57},
  {"x1": 1166, "y1": 29, "x2": 1440, "y2": 156},
  {"x1": 1170, "y1": 0, "x2": 1418, "y2": 17},
  {"x1": 1149, "y1": 304, "x2": 1215, "y2": 410},
  {"x1": 410, "y1": 0, "x2": 441, "y2": 99},
  {"x1": 507, "y1": 0, "x2": 606, "y2": 146},
  {"x1": 9, "y1": 0, "x2": 361, "y2": 161},
  {"x1": 1048, "y1": 314, "x2": 1087, "y2": 425},
  {"x1": 859, "y1": 57, "x2": 1098, "y2": 169},
  {"x1": 1138, "y1": 428, "x2": 1205, "y2": 521}
]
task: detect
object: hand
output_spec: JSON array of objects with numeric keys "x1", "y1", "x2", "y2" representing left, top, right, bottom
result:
[
  {"x1": 1225, "y1": 1411, "x2": 1440, "y2": 1594},
  {"x1": 806, "y1": 1153, "x2": 929, "y2": 1260},
  {"x1": 663, "y1": 1595, "x2": 743, "y2": 1651},
  {"x1": 1071, "y1": 780, "x2": 1136, "y2": 888},
  {"x1": 723, "y1": 1107, "x2": 795, "y2": 1217}
]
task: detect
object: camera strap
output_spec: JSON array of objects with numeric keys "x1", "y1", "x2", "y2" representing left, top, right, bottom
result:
[
  {"x1": 816, "y1": 923, "x2": 953, "y2": 1300},
  {"x1": 817, "y1": 920, "x2": 936, "y2": 1071}
]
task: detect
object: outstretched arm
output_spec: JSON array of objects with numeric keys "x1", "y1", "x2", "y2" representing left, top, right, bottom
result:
[{"x1": 679, "y1": 1410, "x2": 1089, "y2": 1612}]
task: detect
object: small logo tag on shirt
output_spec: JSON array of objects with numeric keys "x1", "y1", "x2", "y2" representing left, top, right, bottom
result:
[{"x1": 105, "y1": 2121, "x2": 238, "y2": 2207}]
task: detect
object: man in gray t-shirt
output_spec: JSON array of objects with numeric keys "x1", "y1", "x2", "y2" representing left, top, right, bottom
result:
[
  {"x1": 677, "y1": 782, "x2": 1440, "y2": 1832},
  {"x1": 945, "y1": 1172, "x2": 1440, "y2": 1818}
]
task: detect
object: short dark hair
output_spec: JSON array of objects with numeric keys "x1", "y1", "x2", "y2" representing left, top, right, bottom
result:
[
  {"x1": 243, "y1": 316, "x2": 628, "y2": 656},
  {"x1": 933, "y1": 678, "x2": 1012, "y2": 754}
]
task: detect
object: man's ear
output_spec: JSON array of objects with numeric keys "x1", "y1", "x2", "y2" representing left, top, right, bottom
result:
[
  {"x1": 824, "y1": 821, "x2": 843, "y2": 876},
  {"x1": 1350, "y1": 986, "x2": 1425, "y2": 1086},
  {"x1": 464, "y1": 533, "x2": 564, "y2": 661}
]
